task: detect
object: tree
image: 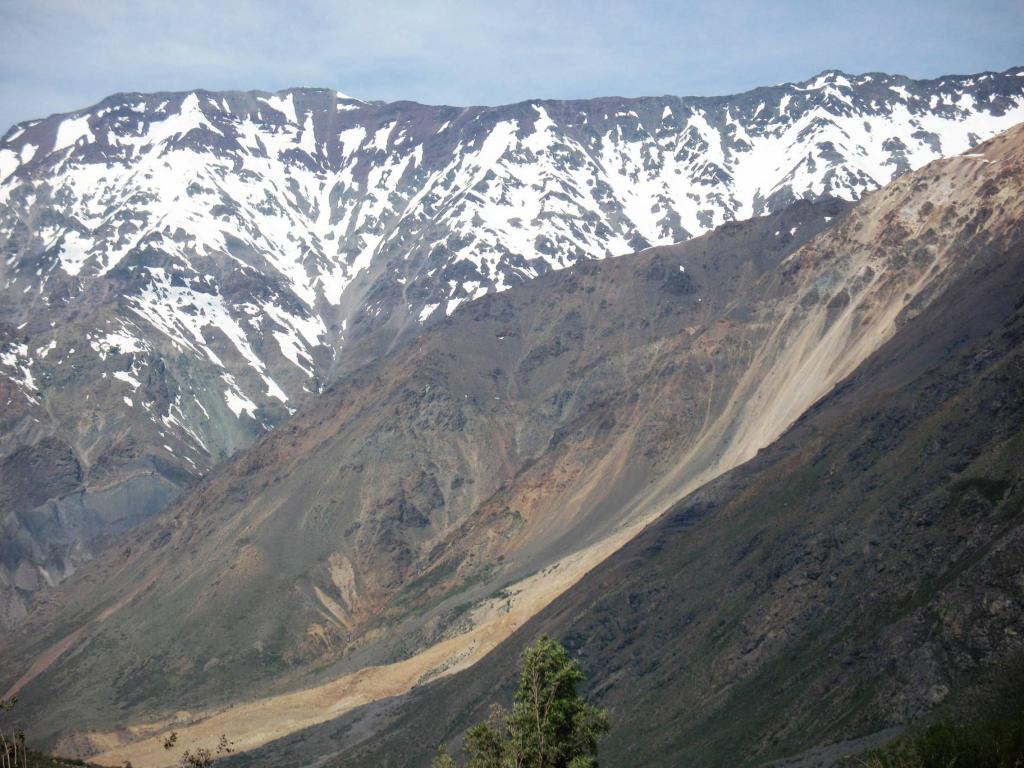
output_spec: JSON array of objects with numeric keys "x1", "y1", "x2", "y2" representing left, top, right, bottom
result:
[
  {"x1": 163, "y1": 731, "x2": 234, "y2": 768},
  {"x1": 464, "y1": 705, "x2": 507, "y2": 768},
  {"x1": 431, "y1": 744, "x2": 457, "y2": 768},
  {"x1": 434, "y1": 635, "x2": 609, "y2": 768},
  {"x1": 0, "y1": 696, "x2": 26, "y2": 768}
]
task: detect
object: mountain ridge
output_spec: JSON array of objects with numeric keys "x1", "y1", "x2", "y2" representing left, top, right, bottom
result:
[{"x1": 7, "y1": 66, "x2": 1023, "y2": 132}]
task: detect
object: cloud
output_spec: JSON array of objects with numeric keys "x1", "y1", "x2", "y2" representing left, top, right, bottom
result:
[{"x1": 0, "y1": 0, "x2": 1021, "y2": 129}]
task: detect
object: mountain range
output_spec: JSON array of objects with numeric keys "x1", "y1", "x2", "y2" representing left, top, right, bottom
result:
[
  {"x1": 3, "y1": 67, "x2": 1024, "y2": 627},
  {"x1": 1, "y1": 68, "x2": 1023, "y2": 768}
]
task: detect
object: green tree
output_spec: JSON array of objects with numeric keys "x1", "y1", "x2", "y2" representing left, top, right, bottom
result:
[
  {"x1": 431, "y1": 744, "x2": 457, "y2": 768},
  {"x1": 434, "y1": 635, "x2": 609, "y2": 768},
  {"x1": 464, "y1": 705, "x2": 508, "y2": 768},
  {"x1": 858, "y1": 712, "x2": 1024, "y2": 768}
]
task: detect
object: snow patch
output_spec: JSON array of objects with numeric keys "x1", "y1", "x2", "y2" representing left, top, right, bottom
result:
[
  {"x1": 0, "y1": 149, "x2": 16, "y2": 180},
  {"x1": 113, "y1": 370, "x2": 142, "y2": 390},
  {"x1": 260, "y1": 93, "x2": 298, "y2": 124},
  {"x1": 59, "y1": 231, "x2": 93, "y2": 276},
  {"x1": 54, "y1": 115, "x2": 94, "y2": 152}
]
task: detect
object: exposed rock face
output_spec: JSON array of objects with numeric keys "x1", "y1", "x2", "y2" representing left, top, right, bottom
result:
[
  {"x1": 2, "y1": 68, "x2": 1023, "y2": 626},
  {"x1": 5, "y1": 117, "x2": 1024, "y2": 767}
]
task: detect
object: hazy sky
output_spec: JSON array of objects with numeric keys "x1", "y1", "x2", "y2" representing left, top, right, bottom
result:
[{"x1": 1, "y1": 0, "x2": 1022, "y2": 130}]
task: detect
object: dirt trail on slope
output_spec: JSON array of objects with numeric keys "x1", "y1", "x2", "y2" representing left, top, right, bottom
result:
[{"x1": 5, "y1": 571, "x2": 161, "y2": 700}]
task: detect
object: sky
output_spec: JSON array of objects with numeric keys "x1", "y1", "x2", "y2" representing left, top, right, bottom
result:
[{"x1": 0, "y1": 0, "x2": 1022, "y2": 130}]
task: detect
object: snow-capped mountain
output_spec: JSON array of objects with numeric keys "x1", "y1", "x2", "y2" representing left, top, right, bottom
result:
[{"x1": 1, "y1": 67, "x2": 1023, "y2": 624}]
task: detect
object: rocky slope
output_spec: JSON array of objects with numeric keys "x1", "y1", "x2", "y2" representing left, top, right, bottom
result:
[
  {"x1": 6, "y1": 118, "x2": 1024, "y2": 767},
  {"x1": 2, "y1": 68, "x2": 1023, "y2": 625},
  {"x1": 0, "y1": 196, "x2": 844, "y2": 760},
  {"x1": 315, "y1": 127, "x2": 1024, "y2": 768}
]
